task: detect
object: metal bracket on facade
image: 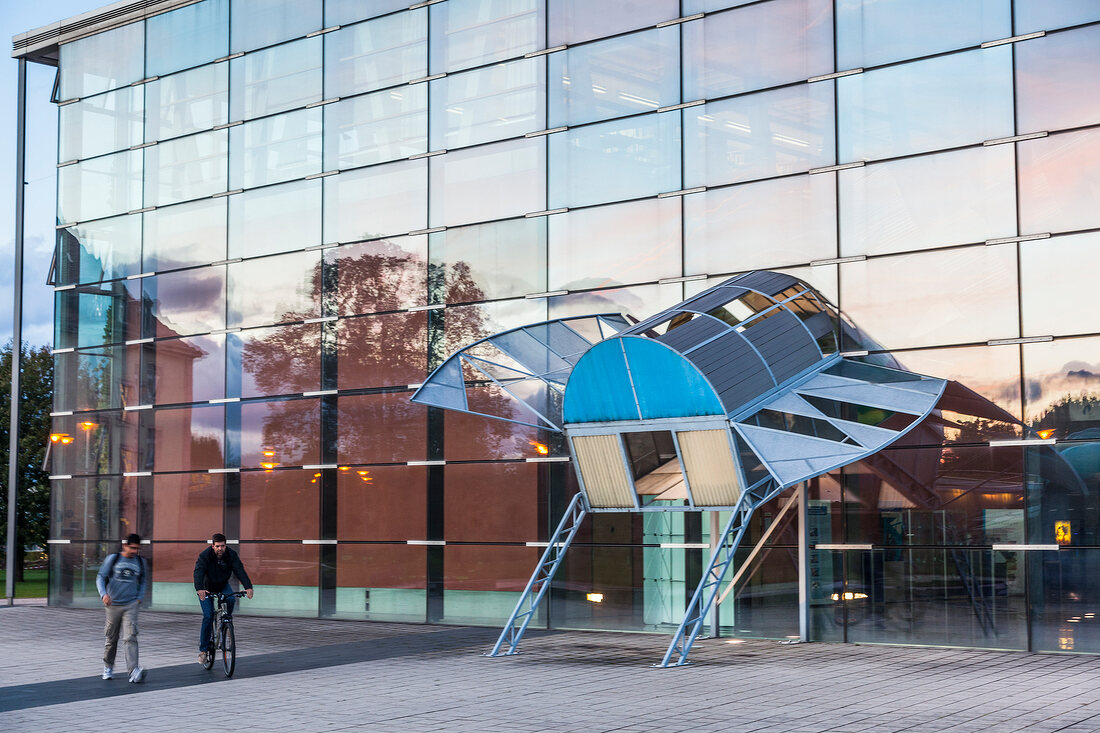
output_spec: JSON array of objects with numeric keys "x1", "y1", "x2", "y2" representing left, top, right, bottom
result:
[
  {"x1": 657, "y1": 479, "x2": 785, "y2": 667},
  {"x1": 485, "y1": 492, "x2": 588, "y2": 658}
]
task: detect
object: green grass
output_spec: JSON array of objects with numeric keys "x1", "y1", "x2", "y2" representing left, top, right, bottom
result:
[{"x1": 0, "y1": 568, "x2": 48, "y2": 598}]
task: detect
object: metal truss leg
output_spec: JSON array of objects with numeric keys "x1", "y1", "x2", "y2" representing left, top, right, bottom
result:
[
  {"x1": 485, "y1": 492, "x2": 587, "y2": 657},
  {"x1": 657, "y1": 499, "x2": 756, "y2": 668}
]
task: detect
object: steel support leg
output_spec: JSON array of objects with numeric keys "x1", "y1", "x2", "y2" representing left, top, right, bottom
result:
[
  {"x1": 486, "y1": 492, "x2": 587, "y2": 657},
  {"x1": 658, "y1": 481, "x2": 784, "y2": 667}
]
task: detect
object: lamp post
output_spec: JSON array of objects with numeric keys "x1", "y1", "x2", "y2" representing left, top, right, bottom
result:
[{"x1": 6, "y1": 58, "x2": 28, "y2": 605}]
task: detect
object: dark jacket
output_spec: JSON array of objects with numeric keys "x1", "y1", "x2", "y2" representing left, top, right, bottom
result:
[{"x1": 193, "y1": 546, "x2": 253, "y2": 593}]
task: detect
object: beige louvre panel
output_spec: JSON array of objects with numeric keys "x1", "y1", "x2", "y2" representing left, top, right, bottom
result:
[
  {"x1": 677, "y1": 429, "x2": 741, "y2": 506},
  {"x1": 573, "y1": 434, "x2": 635, "y2": 508}
]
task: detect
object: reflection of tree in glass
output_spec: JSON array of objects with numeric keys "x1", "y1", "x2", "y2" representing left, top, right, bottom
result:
[{"x1": 240, "y1": 239, "x2": 524, "y2": 464}]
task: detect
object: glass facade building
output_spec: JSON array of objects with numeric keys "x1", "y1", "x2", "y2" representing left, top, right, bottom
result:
[{"x1": 13, "y1": 0, "x2": 1100, "y2": 652}]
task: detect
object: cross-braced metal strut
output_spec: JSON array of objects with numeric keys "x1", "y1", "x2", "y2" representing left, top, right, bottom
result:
[
  {"x1": 486, "y1": 492, "x2": 588, "y2": 657},
  {"x1": 658, "y1": 480, "x2": 784, "y2": 667}
]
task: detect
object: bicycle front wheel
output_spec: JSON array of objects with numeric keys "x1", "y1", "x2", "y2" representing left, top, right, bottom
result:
[{"x1": 220, "y1": 621, "x2": 236, "y2": 678}]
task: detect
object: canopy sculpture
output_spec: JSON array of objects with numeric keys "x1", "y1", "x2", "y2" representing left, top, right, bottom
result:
[{"x1": 412, "y1": 271, "x2": 965, "y2": 666}]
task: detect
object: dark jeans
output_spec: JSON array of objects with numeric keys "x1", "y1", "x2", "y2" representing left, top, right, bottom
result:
[{"x1": 199, "y1": 591, "x2": 235, "y2": 652}]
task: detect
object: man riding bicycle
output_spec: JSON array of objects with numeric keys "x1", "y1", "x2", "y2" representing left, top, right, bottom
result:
[{"x1": 194, "y1": 533, "x2": 254, "y2": 666}]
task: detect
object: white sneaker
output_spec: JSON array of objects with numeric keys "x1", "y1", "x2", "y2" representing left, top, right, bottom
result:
[
  {"x1": 102, "y1": 665, "x2": 114, "y2": 680},
  {"x1": 128, "y1": 666, "x2": 146, "y2": 683}
]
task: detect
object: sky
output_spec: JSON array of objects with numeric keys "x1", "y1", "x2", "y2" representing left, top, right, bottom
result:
[{"x1": 0, "y1": 0, "x2": 99, "y2": 348}]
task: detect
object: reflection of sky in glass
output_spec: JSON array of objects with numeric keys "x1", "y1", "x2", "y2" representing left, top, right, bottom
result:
[
  {"x1": 1023, "y1": 337, "x2": 1100, "y2": 425},
  {"x1": 838, "y1": 47, "x2": 1013, "y2": 161},
  {"x1": 229, "y1": 179, "x2": 322, "y2": 259},
  {"x1": 1020, "y1": 232, "x2": 1100, "y2": 338},
  {"x1": 1015, "y1": 0, "x2": 1100, "y2": 34},
  {"x1": 1016, "y1": 26, "x2": 1100, "y2": 134},
  {"x1": 888, "y1": 344, "x2": 1022, "y2": 421},
  {"x1": 430, "y1": 218, "x2": 547, "y2": 302},
  {"x1": 548, "y1": 283, "x2": 684, "y2": 322},
  {"x1": 1018, "y1": 128, "x2": 1100, "y2": 234},
  {"x1": 839, "y1": 145, "x2": 1016, "y2": 257},
  {"x1": 839, "y1": 246, "x2": 1017, "y2": 350},
  {"x1": 430, "y1": 57, "x2": 544, "y2": 149},
  {"x1": 836, "y1": 0, "x2": 1008, "y2": 70},
  {"x1": 549, "y1": 198, "x2": 680, "y2": 291},
  {"x1": 548, "y1": 0, "x2": 675, "y2": 47},
  {"x1": 430, "y1": 137, "x2": 545, "y2": 227}
]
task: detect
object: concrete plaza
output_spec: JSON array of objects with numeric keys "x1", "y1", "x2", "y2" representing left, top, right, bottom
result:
[{"x1": 3, "y1": 603, "x2": 1100, "y2": 732}]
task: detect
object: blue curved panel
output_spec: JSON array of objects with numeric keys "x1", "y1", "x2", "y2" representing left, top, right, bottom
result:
[
  {"x1": 622, "y1": 338, "x2": 724, "y2": 420},
  {"x1": 564, "y1": 338, "x2": 723, "y2": 424},
  {"x1": 561, "y1": 340, "x2": 640, "y2": 423}
]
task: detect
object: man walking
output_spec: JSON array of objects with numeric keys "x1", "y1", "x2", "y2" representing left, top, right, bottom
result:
[
  {"x1": 194, "y1": 532, "x2": 254, "y2": 665},
  {"x1": 96, "y1": 533, "x2": 148, "y2": 682}
]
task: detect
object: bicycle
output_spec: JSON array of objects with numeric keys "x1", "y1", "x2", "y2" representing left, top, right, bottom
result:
[{"x1": 201, "y1": 590, "x2": 247, "y2": 678}]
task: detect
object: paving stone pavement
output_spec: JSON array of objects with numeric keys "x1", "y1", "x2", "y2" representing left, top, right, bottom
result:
[{"x1": 3, "y1": 605, "x2": 1100, "y2": 732}]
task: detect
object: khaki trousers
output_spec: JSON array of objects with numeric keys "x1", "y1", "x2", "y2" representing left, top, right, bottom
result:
[{"x1": 103, "y1": 600, "x2": 140, "y2": 673}]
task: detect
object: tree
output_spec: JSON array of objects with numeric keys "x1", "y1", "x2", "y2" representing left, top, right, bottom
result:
[{"x1": 0, "y1": 341, "x2": 53, "y2": 581}]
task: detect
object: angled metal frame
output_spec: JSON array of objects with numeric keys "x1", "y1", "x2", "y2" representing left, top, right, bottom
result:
[{"x1": 485, "y1": 492, "x2": 589, "y2": 657}]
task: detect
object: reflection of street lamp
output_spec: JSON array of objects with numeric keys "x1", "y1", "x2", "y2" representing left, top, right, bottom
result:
[{"x1": 529, "y1": 440, "x2": 549, "y2": 456}]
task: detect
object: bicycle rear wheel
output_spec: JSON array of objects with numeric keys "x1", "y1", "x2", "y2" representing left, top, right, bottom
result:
[{"x1": 220, "y1": 621, "x2": 236, "y2": 678}]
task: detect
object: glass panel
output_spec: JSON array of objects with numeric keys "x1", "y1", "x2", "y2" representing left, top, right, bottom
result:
[
  {"x1": 445, "y1": 463, "x2": 538, "y2": 541},
  {"x1": 154, "y1": 334, "x2": 226, "y2": 405},
  {"x1": 430, "y1": 57, "x2": 544, "y2": 149},
  {"x1": 150, "y1": 475, "x2": 223, "y2": 540},
  {"x1": 338, "y1": 312, "x2": 428, "y2": 389},
  {"x1": 337, "y1": 466, "x2": 427, "y2": 540},
  {"x1": 837, "y1": 0, "x2": 1009, "y2": 70},
  {"x1": 1018, "y1": 128, "x2": 1100, "y2": 235},
  {"x1": 144, "y1": 130, "x2": 228, "y2": 207},
  {"x1": 548, "y1": 114, "x2": 678, "y2": 209},
  {"x1": 838, "y1": 246, "x2": 1019, "y2": 351},
  {"x1": 323, "y1": 160, "x2": 426, "y2": 243},
  {"x1": 1015, "y1": 0, "x2": 1100, "y2": 34},
  {"x1": 684, "y1": 83, "x2": 834, "y2": 188},
  {"x1": 59, "y1": 86, "x2": 143, "y2": 162},
  {"x1": 444, "y1": 410, "x2": 552, "y2": 461},
  {"x1": 58, "y1": 150, "x2": 143, "y2": 224},
  {"x1": 683, "y1": 0, "x2": 833, "y2": 100},
  {"x1": 839, "y1": 145, "x2": 1017, "y2": 257},
  {"x1": 144, "y1": 64, "x2": 229, "y2": 142},
  {"x1": 442, "y1": 300, "x2": 548, "y2": 359},
  {"x1": 549, "y1": 198, "x2": 679, "y2": 291},
  {"x1": 230, "y1": 0, "x2": 321, "y2": 53},
  {"x1": 684, "y1": 174, "x2": 836, "y2": 274},
  {"x1": 548, "y1": 0, "x2": 677, "y2": 46},
  {"x1": 227, "y1": 250, "x2": 322, "y2": 328},
  {"x1": 50, "y1": 412, "x2": 139, "y2": 476},
  {"x1": 235, "y1": 543, "x2": 319, "y2": 615},
  {"x1": 336, "y1": 393, "x2": 426, "y2": 464},
  {"x1": 548, "y1": 283, "x2": 685, "y2": 322},
  {"x1": 326, "y1": 0, "x2": 410, "y2": 26},
  {"x1": 334, "y1": 544, "x2": 427, "y2": 622},
  {"x1": 1017, "y1": 27, "x2": 1100, "y2": 134},
  {"x1": 153, "y1": 405, "x2": 225, "y2": 471},
  {"x1": 240, "y1": 471, "x2": 319, "y2": 539},
  {"x1": 323, "y1": 10, "x2": 427, "y2": 97},
  {"x1": 886, "y1": 344, "x2": 1024, "y2": 430},
  {"x1": 56, "y1": 214, "x2": 142, "y2": 286},
  {"x1": 323, "y1": 86, "x2": 427, "y2": 170},
  {"x1": 144, "y1": 267, "x2": 227, "y2": 339},
  {"x1": 143, "y1": 197, "x2": 227, "y2": 272},
  {"x1": 549, "y1": 27, "x2": 678, "y2": 128},
  {"x1": 327, "y1": 235, "x2": 428, "y2": 315},
  {"x1": 430, "y1": 137, "x2": 545, "y2": 227},
  {"x1": 1023, "y1": 336, "x2": 1100, "y2": 432},
  {"x1": 430, "y1": 0, "x2": 543, "y2": 73},
  {"x1": 229, "y1": 108, "x2": 322, "y2": 189},
  {"x1": 229, "y1": 37, "x2": 322, "y2": 121},
  {"x1": 429, "y1": 217, "x2": 547, "y2": 303},
  {"x1": 550, "y1": 542, "x2": 644, "y2": 630},
  {"x1": 240, "y1": 398, "x2": 321, "y2": 468},
  {"x1": 234, "y1": 323, "x2": 322, "y2": 398},
  {"x1": 59, "y1": 21, "x2": 144, "y2": 100},
  {"x1": 1021, "y1": 233, "x2": 1100, "y2": 339},
  {"x1": 443, "y1": 545, "x2": 544, "y2": 624},
  {"x1": 146, "y1": 0, "x2": 229, "y2": 77},
  {"x1": 228, "y1": 179, "x2": 322, "y2": 258},
  {"x1": 52, "y1": 478, "x2": 135, "y2": 543},
  {"x1": 1030, "y1": 547, "x2": 1100, "y2": 653},
  {"x1": 838, "y1": 47, "x2": 1014, "y2": 161},
  {"x1": 54, "y1": 344, "x2": 140, "y2": 411},
  {"x1": 54, "y1": 281, "x2": 142, "y2": 349}
]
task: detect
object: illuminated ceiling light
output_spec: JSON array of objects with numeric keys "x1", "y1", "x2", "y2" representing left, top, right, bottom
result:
[
  {"x1": 357, "y1": 470, "x2": 369, "y2": 475},
  {"x1": 339, "y1": 466, "x2": 350, "y2": 471},
  {"x1": 725, "y1": 639, "x2": 745, "y2": 645},
  {"x1": 78, "y1": 421, "x2": 98, "y2": 431},
  {"x1": 831, "y1": 592, "x2": 869, "y2": 601},
  {"x1": 260, "y1": 462, "x2": 278, "y2": 470},
  {"x1": 261, "y1": 448, "x2": 276, "y2": 458},
  {"x1": 314, "y1": 473, "x2": 322, "y2": 478},
  {"x1": 585, "y1": 592, "x2": 604, "y2": 603}
]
